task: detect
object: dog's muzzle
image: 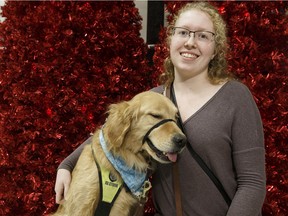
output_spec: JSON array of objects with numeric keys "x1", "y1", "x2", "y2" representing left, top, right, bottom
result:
[{"x1": 142, "y1": 119, "x2": 186, "y2": 162}]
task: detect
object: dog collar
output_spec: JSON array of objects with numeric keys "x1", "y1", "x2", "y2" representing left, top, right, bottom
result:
[{"x1": 99, "y1": 127, "x2": 148, "y2": 198}]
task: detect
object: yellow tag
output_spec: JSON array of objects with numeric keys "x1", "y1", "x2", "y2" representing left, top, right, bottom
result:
[{"x1": 101, "y1": 169, "x2": 123, "y2": 203}]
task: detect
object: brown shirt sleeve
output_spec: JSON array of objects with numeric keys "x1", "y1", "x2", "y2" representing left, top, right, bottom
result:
[{"x1": 57, "y1": 136, "x2": 93, "y2": 172}]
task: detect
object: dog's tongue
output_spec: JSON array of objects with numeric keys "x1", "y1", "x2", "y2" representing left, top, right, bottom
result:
[{"x1": 167, "y1": 153, "x2": 178, "y2": 162}]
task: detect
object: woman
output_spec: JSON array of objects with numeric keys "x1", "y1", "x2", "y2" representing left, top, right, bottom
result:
[{"x1": 55, "y1": 2, "x2": 266, "y2": 215}]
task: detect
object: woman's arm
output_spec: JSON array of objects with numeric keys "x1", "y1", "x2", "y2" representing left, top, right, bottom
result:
[
  {"x1": 227, "y1": 84, "x2": 266, "y2": 216},
  {"x1": 54, "y1": 136, "x2": 92, "y2": 203}
]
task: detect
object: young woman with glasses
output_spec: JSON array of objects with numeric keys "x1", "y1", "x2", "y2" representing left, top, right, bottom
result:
[{"x1": 54, "y1": 2, "x2": 266, "y2": 215}]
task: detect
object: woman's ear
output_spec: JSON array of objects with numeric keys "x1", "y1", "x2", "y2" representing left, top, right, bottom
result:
[{"x1": 211, "y1": 53, "x2": 216, "y2": 60}]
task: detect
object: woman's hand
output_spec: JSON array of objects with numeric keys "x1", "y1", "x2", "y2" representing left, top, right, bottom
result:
[{"x1": 54, "y1": 169, "x2": 71, "y2": 204}]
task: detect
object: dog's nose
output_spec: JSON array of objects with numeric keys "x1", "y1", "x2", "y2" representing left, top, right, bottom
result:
[{"x1": 172, "y1": 134, "x2": 187, "y2": 149}]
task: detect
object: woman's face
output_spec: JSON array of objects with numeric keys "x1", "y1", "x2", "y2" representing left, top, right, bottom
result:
[{"x1": 170, "y1": 9, "x2": 216, "y2": 81}]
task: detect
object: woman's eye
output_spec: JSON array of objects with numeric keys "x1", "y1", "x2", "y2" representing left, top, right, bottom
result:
[
  {"x1": 198, "y1": 33, "x2": 209, "y2": 40},
  {"x1": 179, "y1": 30, "x2": 189, "y2": 36}
]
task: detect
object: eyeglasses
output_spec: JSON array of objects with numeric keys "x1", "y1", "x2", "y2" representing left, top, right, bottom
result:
[{"x1": 172, "y1": 27, "x2": 215, "y2": 42}]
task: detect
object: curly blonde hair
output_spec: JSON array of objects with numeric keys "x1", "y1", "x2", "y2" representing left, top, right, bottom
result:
[{"x1": 159, "y1": 2, "x2": 233, "y2": 86}]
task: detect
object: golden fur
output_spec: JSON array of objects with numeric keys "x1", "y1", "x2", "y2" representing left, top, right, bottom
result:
[{"x1": 53, "y1": 91, "x2": 186, "y2": 216}]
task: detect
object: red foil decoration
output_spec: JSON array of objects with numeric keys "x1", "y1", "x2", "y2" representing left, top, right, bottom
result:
[
  {"x1": 0, "y1": 0, "x2": 287, "y2": 216},
  {"x1": 0, "y1": 1, "x2": 154, "y2": 215}
]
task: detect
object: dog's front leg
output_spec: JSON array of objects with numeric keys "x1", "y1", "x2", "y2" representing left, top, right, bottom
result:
[{"x1": 55, "y1": 145, "x2": 100, "y2": 216}]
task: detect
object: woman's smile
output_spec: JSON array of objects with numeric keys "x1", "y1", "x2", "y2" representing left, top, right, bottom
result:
[{"x1": 180, "y1": 52, "x2": 199, "y2": 59}]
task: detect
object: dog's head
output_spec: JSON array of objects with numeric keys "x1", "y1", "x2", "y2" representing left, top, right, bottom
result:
[{"x1": 103, "y1": 91, "x2": 186, "y2": 171}]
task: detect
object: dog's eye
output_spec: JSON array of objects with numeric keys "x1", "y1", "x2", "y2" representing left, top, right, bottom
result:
[{"x1": 150, "y1": 113, "x2": 162, "y2": 119}]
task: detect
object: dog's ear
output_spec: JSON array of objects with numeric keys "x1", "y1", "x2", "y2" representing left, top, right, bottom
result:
[{"x1": 105, "y1": 101, "x2": 135, "y2": 148}]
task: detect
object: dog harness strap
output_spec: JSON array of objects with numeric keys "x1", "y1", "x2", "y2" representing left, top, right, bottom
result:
[
  {"x1": 142, "y1": 119, "x2": 176, "y2": 160},
  {"x1": 94, "y1": 201, "x2": 114, "y2": 216},
  {"x1": 101, "y1": 168, "x2": 123, "y2": 203},
  {"x1": 91, "y1": 144, "x2": 123, "y2": 216},
  {"x1": 142, "y1": 119, "x2": 175, "y2": 144}
]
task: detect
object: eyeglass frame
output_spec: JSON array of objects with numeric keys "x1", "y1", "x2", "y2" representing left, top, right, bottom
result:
[{"x1": 171, "y1": 26, "x2": 215, "y2": 42}]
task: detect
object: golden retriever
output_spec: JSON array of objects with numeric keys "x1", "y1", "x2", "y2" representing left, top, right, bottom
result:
[{"x1": 53, "y1": 91, "x2": 186, "y2": 216}]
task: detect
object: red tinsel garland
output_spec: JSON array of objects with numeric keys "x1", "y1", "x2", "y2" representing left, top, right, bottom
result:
[
  {"x1": 0, "y1": 1, "x2": 155, "y2": 215},
  {"x1": 0, "y1": 0, "x2": 287, "y2": 216}
]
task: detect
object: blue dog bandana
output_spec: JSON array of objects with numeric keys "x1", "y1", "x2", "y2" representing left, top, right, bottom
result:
[{"x1": 99, "y1": 127, "x2": 147, "y2": 197}]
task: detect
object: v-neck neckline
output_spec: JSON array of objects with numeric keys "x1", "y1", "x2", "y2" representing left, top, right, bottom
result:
[{"x1": 171, "y1": 81, "x2": 230, "y2": 125}]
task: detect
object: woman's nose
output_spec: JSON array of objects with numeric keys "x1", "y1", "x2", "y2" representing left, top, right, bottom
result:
[{"x1": 184, "y1": 34, "x2": 196, "y2": 48}]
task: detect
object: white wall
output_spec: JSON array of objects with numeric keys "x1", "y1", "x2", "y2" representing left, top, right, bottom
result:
[
  {"x1": 0, "y1": 0, "x2": 5, "y2": 22},
  {"x1": 134, "y1": 0, "x2": 148, "y2": 42},
  {"x1": 134, "y1": 0, "x2": 167, "y2": 44}
]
